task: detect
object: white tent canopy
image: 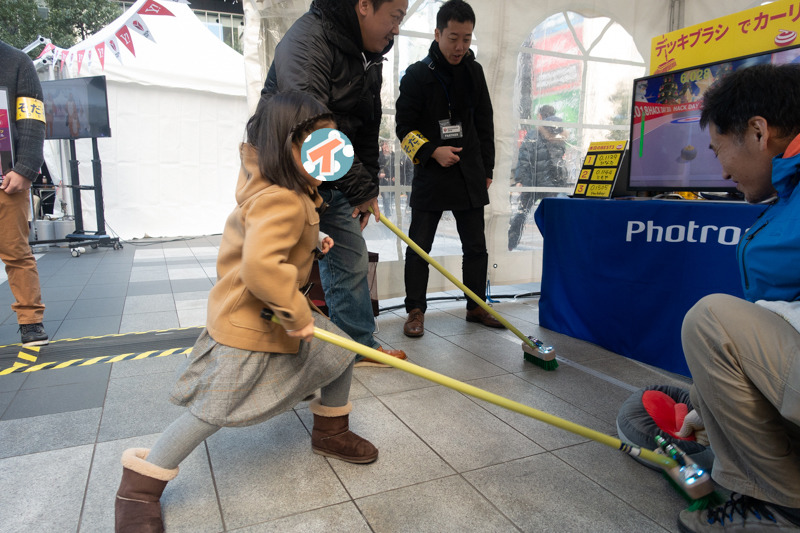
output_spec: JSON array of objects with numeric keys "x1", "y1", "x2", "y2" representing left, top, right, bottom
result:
[{"x1": 45, "y1": 0, "x2": 248, "y2": 239}]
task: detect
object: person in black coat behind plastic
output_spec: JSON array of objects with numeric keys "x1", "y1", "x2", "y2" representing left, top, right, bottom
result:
[
  {"x1": 395, "y1": 0, "x2": 503, "y2": 338},
  {"x1": 508, "y1": 105, "x2": 566, "y2": 251}
]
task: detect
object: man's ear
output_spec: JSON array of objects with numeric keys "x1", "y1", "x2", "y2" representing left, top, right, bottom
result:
[
  {"x1": 749, "y1": 116, "x2": 770, "y2": 150},
  {"x1": 355, "y1": 0, "x2": 370, "y2": 17}
]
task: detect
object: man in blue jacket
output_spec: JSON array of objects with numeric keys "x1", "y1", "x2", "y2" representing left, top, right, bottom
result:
[
  {"x1": 677, "y1": 63, "x2": 800, "y2": 532},
  {"x1": 395, "y1": 0, "x2": 502, "y2": 337},
  {"x1": 262, "y1": 0, "x2": 408, "y2": 366}
]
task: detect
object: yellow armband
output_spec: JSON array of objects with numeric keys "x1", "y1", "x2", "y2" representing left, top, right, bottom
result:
[
  {"x1": 401, "y1": 130, "x2": 429, "y2": 164},
  {"x1": 16, "y1": 97, "x2": 46, "y2": 123}
]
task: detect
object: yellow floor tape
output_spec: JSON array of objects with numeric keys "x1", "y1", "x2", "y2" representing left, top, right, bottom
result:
[{"x1": 0, "y1": 347, "x2": 192, "y2": 375}]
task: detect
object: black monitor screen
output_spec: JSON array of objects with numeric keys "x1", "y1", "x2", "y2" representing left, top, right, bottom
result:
[
  {"x1": 628, "y1": 45, "x2": 800, "y2": 193},
  {"x1": 41, "y1": 76, "x2": 111, "y2": 140}
]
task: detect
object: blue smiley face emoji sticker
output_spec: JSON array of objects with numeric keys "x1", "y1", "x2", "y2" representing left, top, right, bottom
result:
[{"x1": 300, "y1": 128, "x2": 355, "y2": 182}]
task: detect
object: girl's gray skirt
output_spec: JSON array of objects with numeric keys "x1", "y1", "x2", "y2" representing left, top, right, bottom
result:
[{"x1": 169, "y1": 313, "x2": 354, "y2": 427}]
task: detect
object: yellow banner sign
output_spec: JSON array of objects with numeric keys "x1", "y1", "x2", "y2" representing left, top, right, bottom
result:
[{"x1": 651, "y1": 0, "x2": 800, "y2": 74}]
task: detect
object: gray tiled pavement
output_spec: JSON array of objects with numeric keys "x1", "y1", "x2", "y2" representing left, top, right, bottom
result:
[{"x1": 0, "y1": 238, "x2": 694, "y2": 532}]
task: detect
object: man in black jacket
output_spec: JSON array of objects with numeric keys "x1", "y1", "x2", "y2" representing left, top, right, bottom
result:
[
  {"x1": 0, "y1": 40, "x2": 48, "y2": 347},
  {"x1": 396, "y1": 0, "x2": 503, "y2": 337},
  {"x1": 262, "y1": 0, "x2": 408, "y2": 366},
  {"x1": 508, "y1": 105, "x2": 565, "y2": 251}
]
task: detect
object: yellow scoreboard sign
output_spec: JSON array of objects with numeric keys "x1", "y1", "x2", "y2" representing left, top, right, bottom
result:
[
  {"x1": 572, "y1": 140, "x2": 628, "y2": 199},
  {"x1": 651, "y1": 0, "x2": 800, "y2": 74}
]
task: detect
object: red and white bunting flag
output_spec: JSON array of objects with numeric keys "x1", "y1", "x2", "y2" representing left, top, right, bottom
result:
[
  {"x1": 128, "y1": 14, "x2": 156, "y2": 43},
  {"x1": 59, "y1": 49, "x2": 69, "y2": 65},
  {"x1": 115, "y1": 25, "x2": 136, "y2": 57},
  {"x1": 76, "y1": 49, "x2": 85, "y2": 74},
  {"x1": 94, "y1": 42, "x2": 106, "y2": 69},
  {"x1": 37, "y1": 43, "x2": 55, "y2": 59},
  {"x1": 138, "y1": 0, "x2": 175, "y2": 17},
  {"x1": 107, "y1": 37, "x2": 122, "y2": 62}
]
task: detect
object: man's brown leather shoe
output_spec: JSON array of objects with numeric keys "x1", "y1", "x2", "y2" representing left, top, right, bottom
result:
[
  {"x1": 465, "y1": 307, "x2": 505, "y2": 328},
  {"x1": 354, "y1": 346, "x2": 407, "y2": 368},
  {"x1": 403, "y1": 308, "x2": 425, "y2": 337}
]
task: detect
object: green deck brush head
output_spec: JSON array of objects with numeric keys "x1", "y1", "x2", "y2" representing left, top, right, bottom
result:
[
  {"x1": 662, "y1": 471, "x2": 726, "y2": 511},
  {"x1": 524, "y1": 351, "x2": 559, "y2": 370},
  {"x1": 522, "y1": 338, "x2": 558, "y2": 370}
]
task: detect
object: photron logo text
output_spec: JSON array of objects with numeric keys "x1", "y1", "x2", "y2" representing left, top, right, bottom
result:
[{"x1": 626, "y1": 220, "x2": 741, "y2": 245}]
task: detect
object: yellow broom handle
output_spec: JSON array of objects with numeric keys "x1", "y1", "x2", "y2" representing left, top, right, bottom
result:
[
  {"x1": 303, "y1": 318, "x2": 675, "y2": 470},
  {"x1": 372, "y1": 209, "x2": 536, "y2": 348}
]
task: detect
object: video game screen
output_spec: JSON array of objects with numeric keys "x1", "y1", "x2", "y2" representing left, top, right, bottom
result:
[{"x1": 628, "y1": 44, "x2": 800, "y2": 193}]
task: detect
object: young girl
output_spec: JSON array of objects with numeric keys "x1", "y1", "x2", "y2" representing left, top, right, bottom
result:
[{"x1": 114, "y1": 92, "x2": 377, "y2": 532}]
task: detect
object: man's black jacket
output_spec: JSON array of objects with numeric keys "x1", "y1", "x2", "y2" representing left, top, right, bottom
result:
[{"x1": 263, "y1": 0, "x2": 392, "y2": 206}]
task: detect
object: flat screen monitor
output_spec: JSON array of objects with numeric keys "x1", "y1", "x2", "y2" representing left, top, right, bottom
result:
[
  {"x1": 627, "y1": 44, "x2": 800, "y2": 194},
  {"x1": 41, "y1": 76, "x2": 111, "y2": 140}
]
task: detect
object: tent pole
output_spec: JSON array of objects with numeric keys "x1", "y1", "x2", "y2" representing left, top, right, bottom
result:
[{"x1": 669, "y1": 0, "x2": 685, "y2": 32}]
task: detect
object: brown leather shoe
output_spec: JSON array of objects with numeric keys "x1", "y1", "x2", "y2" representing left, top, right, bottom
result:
[
  {"x1": 354, "y1": 346, "x2": 407, "y2": 368},
  {"x1": 404, "y1": 308, "x2": 425, "y2": 337},
  {"x1": 465, "y1": 307, "x2": 505, "y2": 328}
]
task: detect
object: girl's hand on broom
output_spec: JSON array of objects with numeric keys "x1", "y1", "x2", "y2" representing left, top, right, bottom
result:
[{"x1": 286, "y1": 319, "x2": 315, "y2": 343}]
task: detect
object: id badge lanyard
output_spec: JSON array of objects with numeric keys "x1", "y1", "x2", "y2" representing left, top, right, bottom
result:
[{"x1": 424, "y1": 57, "x2": 464, "y2": 140}]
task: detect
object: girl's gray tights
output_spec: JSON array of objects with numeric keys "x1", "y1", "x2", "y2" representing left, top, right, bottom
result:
[{"x1": 147, "y1": 361, "x2": 354, "y2": 470}]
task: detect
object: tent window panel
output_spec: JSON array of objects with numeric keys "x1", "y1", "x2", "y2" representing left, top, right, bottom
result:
[
  {"x1": 510, "y1": 10, "x2": 645, "y2": 255},
  {"x1": 515, "y1": 12, "x2": 645, "y2": 175},
  {"x1": 589, "y1": 23, "x2": 642, "y2": 62},
  {"x1": 523, "y1": 12, "x2": 581, "y2": 55},
  {"x1": 582, "y1": 61, "x2": 643, "y2": 129},
  {"x1": 530, "y1": 56, "x2": 583, "y2": 124}
]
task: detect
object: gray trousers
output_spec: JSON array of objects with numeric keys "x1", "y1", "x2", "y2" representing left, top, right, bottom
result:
[{"x1": 682, "y1": 294, "x2": 800, "y2": 507}]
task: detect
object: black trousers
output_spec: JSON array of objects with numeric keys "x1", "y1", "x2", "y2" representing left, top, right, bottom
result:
[{"x1": 404, "y1": 207, "x2": 488, "y2": 313}]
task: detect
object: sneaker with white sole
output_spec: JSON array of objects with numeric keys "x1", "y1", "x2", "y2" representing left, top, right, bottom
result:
[
  {"x1": 678, "y1": 493, "x2": 800, "y2": 532},
  {"x1": 20, "y1": 323, "x2": 49, "y2": 347}
]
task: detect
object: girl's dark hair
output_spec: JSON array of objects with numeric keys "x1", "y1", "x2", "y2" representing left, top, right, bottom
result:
[{"x1": 245, "y1": 91, "x2": 334, "y2": 194}]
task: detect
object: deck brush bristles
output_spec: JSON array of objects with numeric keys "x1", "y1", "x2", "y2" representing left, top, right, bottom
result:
[
  {"x1": 522, "y1": 337, "x2": 558, "y2": 370},
  {"x1": 523, "y1": 349, "x2": 559, "y2": 370},
  {"x1": 662, "y1": 471, "x2": 726, "y2": 511}
]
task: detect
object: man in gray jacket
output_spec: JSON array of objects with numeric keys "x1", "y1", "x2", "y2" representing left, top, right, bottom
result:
[
  {"x1": 262, "y1": 0, "x2": 408, "y2": 366},
  {"x1": 0, "y1": 39, "x2": 48, "y2": 346}
]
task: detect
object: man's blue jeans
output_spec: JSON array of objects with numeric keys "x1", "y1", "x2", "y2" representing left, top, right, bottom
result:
[{"x1": 317, "y1": 188, "x2": 378, "y2": 349}]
